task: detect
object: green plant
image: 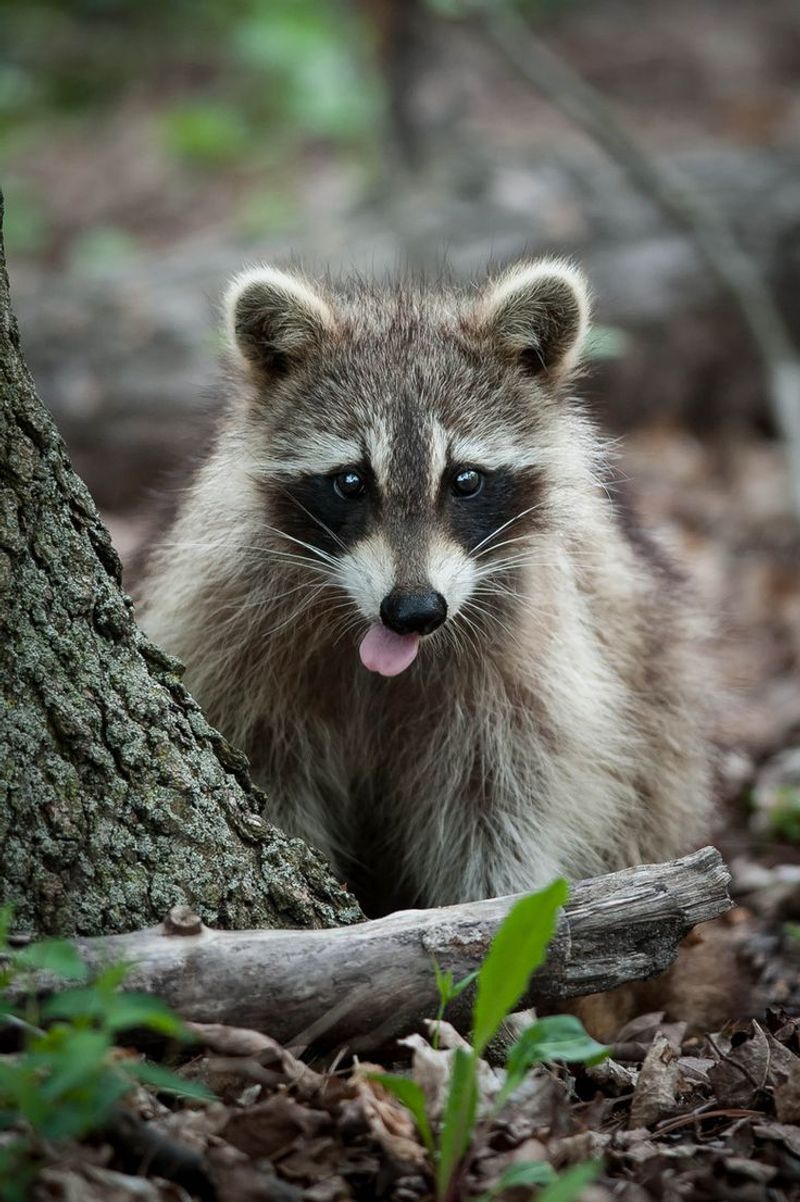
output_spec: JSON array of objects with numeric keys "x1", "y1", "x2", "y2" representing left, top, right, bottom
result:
[
  {"x1": 374, "y1": 879, "x2": 606, "y2": 1201},
  {"x1": 0, "y1": 906, "x2": 211, "y2": 1202},
  {"x1": 766, "y1": 786, "x2": 800, "y2": 843}
]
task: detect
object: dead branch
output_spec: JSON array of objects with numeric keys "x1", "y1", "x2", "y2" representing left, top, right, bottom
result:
[
  {"x1": 481, "y1": 6, "x2": 800, "y2": 515},
  {"x1": 32, "y1": 847, "x2": 732, "y2": 1051}
]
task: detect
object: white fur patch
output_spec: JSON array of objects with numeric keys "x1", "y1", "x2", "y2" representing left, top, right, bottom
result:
[
  {"x1": 366, "y1": 423, "x2": 394, "y2": 493},
  {"x1": 449, "y1": 434, "x2": 543, "y2": 472},
  {"x1": 337, "y1": 533, "x2": 395, "y2": 621},
  {"x1": 427, "y1": 536, "x2": 476, "y2": 618},
  {"x1": 253, "y1": 433, "x2": 363, "y2": 479},
  {"x1": 428, "y1": 423, "x2": 450, "y2": 498}
]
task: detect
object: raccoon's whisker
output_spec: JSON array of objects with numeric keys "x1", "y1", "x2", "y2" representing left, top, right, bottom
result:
[
  {"x1": 473, "y1": 553, "x2": 543, "y2": 578},
  {"x1": 474, "y1": 549, "x2": 598, "y2": 578},
  {"x1": 473, "y1": 534, "x2": 537, "y2": 559},
  {"x1": 470, "y1": 504, "x2": 543, "y2": 556},
  {"x1": 331, "y1": 609, "x2": 369, "y2": 649},
  {"x1": 462, "y1": 597, "x2": 516, "y2": 642},
  {"x1": 259, "y1": 524, "x2": 341, "y2": 567},
  {"x1": 235, "y1": 583, "x2": 338, "y2": 615},
  {"x1": 256, "y1": 585, "x2": 330, "y2": 639},
  {"x1": 278, "y1": 490, "x2": 348, "y2": 553},
  {"x1": 446, "y1": 608, "x2": 477, "y2": 660},
  {"x1": 157, "y1": 539, "x2": 338, "y2": 577},
  {"x1": 475, "y1": 536, "x2": 608, "y2": 569},
  {"x1": 473, "y1": 582, "x2": 527, "y2": 604},
  {"x1": 446, "y1": 612, "x2": 480, "y2": 662}
]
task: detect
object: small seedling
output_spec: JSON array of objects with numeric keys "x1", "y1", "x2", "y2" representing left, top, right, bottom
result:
[{"x1": 375, "y1": 879, "x2": 607, "y2": 1201}]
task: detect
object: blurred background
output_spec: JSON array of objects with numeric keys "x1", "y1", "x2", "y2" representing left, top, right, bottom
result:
[{"x1": 3, "y1": 0, "x2": 800, "y2": 902}]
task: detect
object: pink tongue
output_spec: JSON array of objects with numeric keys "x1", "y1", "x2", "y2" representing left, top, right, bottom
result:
[{"x1": 359, "y1": 624, "x2": 420, "y2": 677}]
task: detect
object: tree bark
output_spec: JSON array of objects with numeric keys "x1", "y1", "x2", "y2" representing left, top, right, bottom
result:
[
  {"x1": 36, "y1": 847, "x2": 732, "y2": 1051},
  {"x1": 0, "y1": 193, "x2": 363, "y2": 938}
]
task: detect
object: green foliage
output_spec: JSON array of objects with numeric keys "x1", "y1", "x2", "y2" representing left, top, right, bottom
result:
[
  {"x1": 498, "y1": 1015, "x2": 608, "y2": 1108},
  {"x1": 377, "y1": 879, "x2": 601, "y2": 1200},
  {"x1": 537, "y1": 1161, "x2": 602, "y2": 1202},
  {"x1": 2, "y1": 0, "x2": 383, "y2": 255},
  {"x1": 229, "y1": 2, "x2": 380, "y2": 143},
  {"x1": 477, "y1": 1160, "x2": 556, "y2": 1201},
  {"x1": 372, "y1": 1073, "x2": 435, "y2": 1158},
  {"x1": 0, "y1": 908, "x2": 212, "y2": 1202},
  {"x1": 436, "y1": 1047, "x2": 479, "y2": 1198},
  {"x1": 764, "y1": 787, "x2": 800, "y2": 843},
  {"x1": 3, "y1": 0, "x2": 380, "y2": 155},
  {"x1": 67, "y1": 227, "x2": 141, "y2": 273},
  {"x1": 472, "y1": 879, "x2": 568, "y2": 1056},
  {"x1": 432, "y1": 960, "x2": 478, "y2": 1049},
  {"x1": 160, "y1": 101, "x2": 251, "y2": 166}
]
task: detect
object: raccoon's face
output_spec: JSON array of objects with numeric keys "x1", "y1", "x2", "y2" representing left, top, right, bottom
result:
[{"x1": 225, "y1": 260, "x2": 590, "y2": 676}]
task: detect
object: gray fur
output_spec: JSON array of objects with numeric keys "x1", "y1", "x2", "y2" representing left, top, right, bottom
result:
[{"x1": 140, "y1": 261, "x2": 712, "y2": 916}]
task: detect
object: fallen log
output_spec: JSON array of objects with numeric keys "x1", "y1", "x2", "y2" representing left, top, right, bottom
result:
[{"x1": 47, "y1": 847, "x2": 732, "y2": 1050}]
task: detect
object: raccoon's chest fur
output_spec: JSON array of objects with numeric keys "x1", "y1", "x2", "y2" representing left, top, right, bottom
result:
[{"x1": 246, "y1": 630, "x2": 651, "y2": 915}]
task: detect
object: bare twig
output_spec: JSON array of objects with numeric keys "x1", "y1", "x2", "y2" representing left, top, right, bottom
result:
[{"x1": 481, "y1": 4, "x2": 800, "y2": 514}]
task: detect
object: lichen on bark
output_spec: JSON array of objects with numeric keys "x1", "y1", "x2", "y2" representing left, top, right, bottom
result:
[{"x1": 0, "y1": 194, "x2": 363, "y2": 937}]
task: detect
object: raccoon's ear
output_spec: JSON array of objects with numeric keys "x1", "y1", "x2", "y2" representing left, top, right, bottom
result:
[
  {"x1": 474, "y1": 260, "x2": 590, "y2": 382},
  {"x1": 224, "y1": 266, "x2": 334, "y2": 376}
]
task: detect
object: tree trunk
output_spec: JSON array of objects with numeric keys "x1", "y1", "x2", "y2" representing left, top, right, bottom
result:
[{"x1": 0, "y1": 193, "x2": 363, "y2": 938}]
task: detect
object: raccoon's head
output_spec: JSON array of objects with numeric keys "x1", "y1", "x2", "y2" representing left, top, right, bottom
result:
[{"x1": 224, "y1": 260, "x2": 591, "y2": 676}]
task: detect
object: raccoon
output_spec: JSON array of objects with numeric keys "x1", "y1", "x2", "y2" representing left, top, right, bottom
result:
[{"x1": 141, "y1": 260, "x2": 712, "y2": 917}]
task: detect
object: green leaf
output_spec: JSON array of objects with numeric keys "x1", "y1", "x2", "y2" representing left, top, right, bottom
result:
[
  {"x1": 472, "y1": 879, "x2": 568, "y2": 1056},
  {"x1": 160, "y1": 101, "x2": 250, "y2": 166},
  {"x1": 476, "y1": 1160, "x2": 556, "y2": 1200},
  {"x1": 92, "y1": 962, "x2": 133, "y2": 994},
  {"x1": 450, "y1": 970, "x2": 479, "y2": 1000},
  {"x1": 124, "y1": 1059, "x2": 214, "y2": 1101},
  {"x1": 369, "y1": 1073, "x2": 434, "y2": 1158},
  {"x1": 0, "y1": 1138, "x2": 37, "y2": 1202},
  {"x1": 16, "y1": 940, "x2": 88, "y2": 982},
  {"x1": 44, "y1": 987, "x2": 187, "y2": 1037},
  {"x1": 104, "y1": 993, "x2": 189, "y2": 1038},
  {"x1": 436, "y1": 1048, "x2": 478, "y2": 1200},
  {"x1": 42, "y1": 986, "x2": 105, "y2": 1024},
  {"x1": 433, "y1": 959, "x2": 454, "y2": 1008},
  {"x1": 37, "y1": 1068, "x2": 129, "y2": 1141},
  {"x1": 36, "y1": 1028, "x2": 111, "y2": 1100},
  {"x1": 519, "y1": 1015, "x2": 609, "y2": 1065},
  {"x1": 0, "y1": 904, "x2": 14, "y2": 951},
  {"x1": 536, "y1": 1161, "x2": 600, "y2": 1202},
  {"x1": 498, "y1": 1016, "x2": 608, "y2": 1110}
]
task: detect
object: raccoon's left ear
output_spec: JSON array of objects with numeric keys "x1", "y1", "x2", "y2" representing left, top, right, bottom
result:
[
  {"x1": 223, "y1": 265, "x2": 335, "y2": 378},
  {"x1": 473, "y1": 260, "x2": 590, "y2": 382}
]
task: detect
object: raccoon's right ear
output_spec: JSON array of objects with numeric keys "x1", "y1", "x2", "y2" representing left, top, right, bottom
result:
[
  {"x1": 224, "y1": 266, "x2": 334, "y2": 377},
  {"x1": 472, "y1": 259, "x2": 590, "y2": 383}
]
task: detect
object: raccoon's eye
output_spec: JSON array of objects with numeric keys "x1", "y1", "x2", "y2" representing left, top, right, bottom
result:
[
  {"x1": 451, "y1": 467, "x2": 483, "y2": 498},
  {"x1": 333, "y1": 469, "x2": 367, "y2": 500}
]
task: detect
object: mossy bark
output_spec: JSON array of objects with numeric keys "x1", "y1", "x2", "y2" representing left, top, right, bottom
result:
[{"x1": 0, "y1": 196, "x2": 363, "y2": 937}]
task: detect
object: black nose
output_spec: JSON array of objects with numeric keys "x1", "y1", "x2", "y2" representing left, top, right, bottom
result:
[{"x1": 380, "y1": 589, "x2": 448, "y2": 636}]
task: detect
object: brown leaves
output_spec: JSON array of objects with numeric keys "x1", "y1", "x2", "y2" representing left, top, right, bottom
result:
[
  {"x1": 24, "y1": 968, "x2": 800, "y2": 1202},
  {"x1": 629, "y1": 1034, "x2": 679, "y2": 1128}
]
